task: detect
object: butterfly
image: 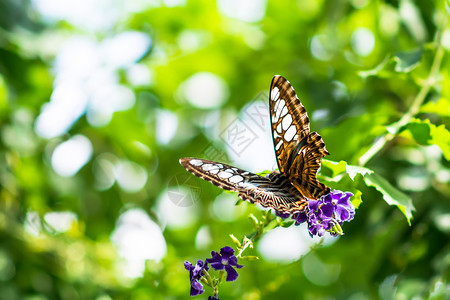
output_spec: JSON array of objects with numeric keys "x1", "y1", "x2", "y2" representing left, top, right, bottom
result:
[{"x1": 179, "y1": 75, "x2": 330, "y2": 214}]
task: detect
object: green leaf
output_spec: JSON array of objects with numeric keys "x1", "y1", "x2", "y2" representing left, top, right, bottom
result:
[
  {"x1": 321, "y1": 159, "x2": 347, "y2": 177},
  {"x1": 351, "y1": 190, "x2": 363, "y2": 209},
  {"x1": 346, "y1": 165, "x2": 374, "y2": 180},
  {"x1": 393, "y1": 48, "x2": 424, "y2": 72},
  {"x1": 419, "y1": 98, "x2": 450, "y2": 117},
  {"x1": 403, "y1": 119, "x2": 450, "y2": 160},
  {"x1": 364, "y1": 173, "x2": 415, "y2": 225},
  {"x1": 358, "y1": 48, "x2": 423, "y2": 78},
  {"x1": 280, "y1": 220, "x2": 295, "y2": 228},
  {"x1": 430, "y1": 124, "x2": 450, "y2": 160},
  {"x1": 322, "y1": 159, "x2": 373, "y2": 180},
  {"x1": 358, "y1": 56, "x2": 390, "y2": 78}
]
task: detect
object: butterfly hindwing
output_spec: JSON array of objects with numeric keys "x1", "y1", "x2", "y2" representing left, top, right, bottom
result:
[
  {"x1": 270, "y1": 75, "x2": 330, "y2": 199},
  {"x1": 179, "y1": 158, "x2": 308, "y2": 213}
]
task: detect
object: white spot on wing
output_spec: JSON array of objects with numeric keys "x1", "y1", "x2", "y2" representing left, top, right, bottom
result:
[
  {"x1": 229, "y1": 175, "x2": 244, "y2": 183},
  {"x1": 284, "y1": 125, "x2": 297, "y2": 142},
  {"x1": 271, "y1": 87, "x2": 280, "y2": 101},
  {"x1": 282, "y1": 114, "x2": 293, "y2": 130},
  {"x1": 209, "y1": 167, "x2": 220, "y2": 174},
  {"x1": 280, "y1": 106, "x2": 288, "y2": 118},
  {"x1": 202, "y1": 164, "x2": 213, "y2": 171},
  {"x1": 190, "y1": 159, "x2": 203, "y2": 166},
  {"x1": 275, "y1": 140, "x2": 283, "y2": 150},
  {"x1": 276, "y1": 123, "x2": 282, "y2": 133},
  {"x1": 202, "y1": 164, "x2": 220, "y2": 174},
  {"x1": 274, "y1": 99, "x2": 285, "y2": 122},
  {"x1": 218, "y1": 171, "x2": 233, "y2": 178}
]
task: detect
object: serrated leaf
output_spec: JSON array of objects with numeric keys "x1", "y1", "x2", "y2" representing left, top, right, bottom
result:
[
  {"x1": 364, "y1": 173, "x2": 414, "y2": 225},
  {"x1": 420, "y1": 98, "x2": 450, "y2": 117},
  {"x1": 393, "y1": 48, "x2": 424, "y2": 72},
  {"x1": 346, "y1": 165, "x2": 374, "y2": 180},
  {"x1": 322, "y1": 159, "x2": 374, "y2": 180}
]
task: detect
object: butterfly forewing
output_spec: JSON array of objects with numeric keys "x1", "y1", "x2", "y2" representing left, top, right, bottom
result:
[
  {"x1": 179, "y1": 158, "x2": 307, "y2": 213},
  {"x1": 269, "y1": 75, "x2": 330, "y2": 199}
]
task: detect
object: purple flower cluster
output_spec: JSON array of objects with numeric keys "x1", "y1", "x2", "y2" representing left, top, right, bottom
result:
[
  {"x1": 292, "y1": 190, "x2": 355, "y2": 237},
  {"x1": 184, "y1": 246, "x2": 243, "y2": 297}
]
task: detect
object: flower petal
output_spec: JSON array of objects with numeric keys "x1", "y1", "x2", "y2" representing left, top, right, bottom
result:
[
  {"x1": 321, "y1": 203, "x2": 335, "y2": 218},
  {"x1": 220, "y1": 246, "x2": 235, "y2": 258},
  {"x1": 294, "y1": 212, "x2": 307, "y2": 225},
  {"x1": 336, "y1": 206, "x2": 350, "y2": 221},
  {"x1": 308, "y1": 200, "x2": 320, "y2": 211},
  {"x1": 205, "y1": 251, "x2": 221, "y2": 264},
  {"x1": 184, "y1": 261, "x2": 194, "y2": 271},
  {"x1": 210, "y1": 262, "x2": 225, "y2": 270},
  {"x1": 224, "y1": 265, "x2": 239, "y2": 281},
  {"x1": 190, "y1": 280, "x2": 204, "y2": 296}
]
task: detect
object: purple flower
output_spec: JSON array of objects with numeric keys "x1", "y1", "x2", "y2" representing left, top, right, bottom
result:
[
  {"x1": 184, "y1": 259, "x2": 209, "y2": 296},
  {"x1": 206, "y1": 246, "x2": 243, "y2": 281},
  {"x1": 321, "y1": 190, "x2": 355, "y2": 222},
  {"x1": 208, "y1": 296, "x2": 220, "y2": 300},
  {"x1": 293, "y1": 211, "x2": 308, "y2": 225}
]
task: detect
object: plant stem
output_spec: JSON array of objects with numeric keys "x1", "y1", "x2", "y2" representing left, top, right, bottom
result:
[
  {"x1": 235, "y1": 214, "x2": 276, "y2": 258},
  {"x1": 358, "y1": 29, "x2": 445, "y2": 167}
]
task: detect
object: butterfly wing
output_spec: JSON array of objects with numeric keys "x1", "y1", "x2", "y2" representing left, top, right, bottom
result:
[
  {"x1": 179, "y1": 158, "x2": 307, "y2": 213},
  {"x1": 269, "y1": 75, "x2": 330, "y2": 199}
]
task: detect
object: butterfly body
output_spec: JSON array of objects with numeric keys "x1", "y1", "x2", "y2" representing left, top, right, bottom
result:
[{"x1": 179, "y1": 75, "x2": 330, "y2": 214}]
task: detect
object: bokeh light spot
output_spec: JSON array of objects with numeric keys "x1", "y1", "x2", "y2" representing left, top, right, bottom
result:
[
  {"x1": 217, "y1": 0, "x2": 267, "y2": 23},
  {"x1": 51, "y1": 135, "x2": 93, "y2": 177},
  {"x1": 111, "y1": 208, "x2": 167, "y2": 278},
  {"x1": 351, "y1": 28, "x2": 375, "y2": 57},
  {"x1": 180, "y1": 72, "x2": 229, "y2": 109},
  {"x1": 302, "y1": 253, "x2": 340, "y2": 286},
  {"x1": 44, "y1": 211, "x2": 77, "y2": 233},
  {"x1": 114, "y1": 160, "x2": 148, "y2": 193},
  {"x1": 310, "y1": 35, "x2": 333, "y2": 61},
  {"x1": 156, "y1": 109, "x2": 178, "y2": 145}
]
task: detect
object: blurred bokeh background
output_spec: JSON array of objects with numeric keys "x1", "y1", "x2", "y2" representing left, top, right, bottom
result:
[{"x1": 0, "y1": 0, "x2": 449, "y2": 299}]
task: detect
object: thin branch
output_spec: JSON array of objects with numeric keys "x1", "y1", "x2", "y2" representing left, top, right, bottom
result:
[{"x1": 358, "y1": 27, "x2": 446, "y2": 166}]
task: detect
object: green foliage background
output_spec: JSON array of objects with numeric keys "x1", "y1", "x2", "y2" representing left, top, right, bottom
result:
[{"x1": 0, "y1": 0, "x2": 449, "y2": 299}]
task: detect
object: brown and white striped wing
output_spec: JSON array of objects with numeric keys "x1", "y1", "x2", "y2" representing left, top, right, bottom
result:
[
  {"x1": 269, "y1": 75, "x2": 330, "y2": 199},
  {"x1": 179, "y1": 158, "x2": 307, "y2": 213}
]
